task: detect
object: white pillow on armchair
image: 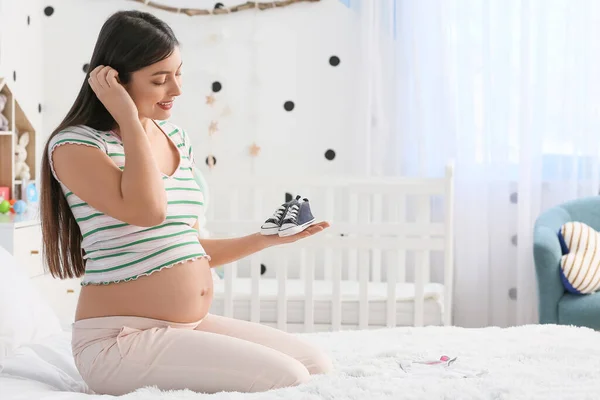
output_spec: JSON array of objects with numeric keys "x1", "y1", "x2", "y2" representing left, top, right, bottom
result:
[{"x1": 0, "y1": 246, "x2": 62, "y2": 356}]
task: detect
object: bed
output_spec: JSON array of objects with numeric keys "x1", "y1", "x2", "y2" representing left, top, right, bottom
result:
[
  {"x1": 2, "y1": 247, "x2": 600, "y2": 400},
  {"x1": 2, "y1": 323, "x2": 600, "y2": 400}
]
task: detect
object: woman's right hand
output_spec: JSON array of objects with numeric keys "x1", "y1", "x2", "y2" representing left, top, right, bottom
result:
[{"x1": 88, "y1": 65, "x2": 138, "y2": 125}]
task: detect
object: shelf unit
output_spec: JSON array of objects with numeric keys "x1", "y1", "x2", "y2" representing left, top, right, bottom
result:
[{"x1": 0, "y1": 77, "x2": 36, "y2": 200}]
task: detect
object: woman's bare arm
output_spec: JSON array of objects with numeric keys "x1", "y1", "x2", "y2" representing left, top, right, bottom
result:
[
  {"x1": 52, "y1": 121, "x2": 166, "y2": 227},
  {"x1": 51, "y1": 65, "x2": 167, "y2": 227},
  {"x1": 192, "y1": 220, "x2": 330, "y2": 267}
]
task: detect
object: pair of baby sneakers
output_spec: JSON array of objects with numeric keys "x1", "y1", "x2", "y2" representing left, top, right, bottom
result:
[{"x1": 260, "y1": 195, "x2": 316, "y2": 237}]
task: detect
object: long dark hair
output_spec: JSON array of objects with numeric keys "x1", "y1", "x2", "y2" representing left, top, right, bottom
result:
[{"x1": 41, "y1": 10, "x2": 179, "y2": 279}]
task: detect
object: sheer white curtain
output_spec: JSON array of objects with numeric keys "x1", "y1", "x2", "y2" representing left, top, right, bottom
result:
[{"x1": 348, "y1": 0, "x2": 600, "y2": 327}]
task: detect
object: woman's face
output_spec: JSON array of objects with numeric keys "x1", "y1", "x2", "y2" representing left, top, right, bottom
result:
[{"x1": 125, "y1": 46, "x2": 183, "y2": 120}]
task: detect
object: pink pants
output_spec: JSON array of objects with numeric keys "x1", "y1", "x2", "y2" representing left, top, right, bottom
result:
[{"x1": 71, "y1": 313, "x2": 333, "y2": 396}]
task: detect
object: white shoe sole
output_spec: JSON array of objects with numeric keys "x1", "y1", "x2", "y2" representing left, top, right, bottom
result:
[
  {"x1": 260, "y1": 226, "x2": 280, "y2": 236},
  {"x1": 278, "y1": 218, "x2": 316, "y2": 237}
]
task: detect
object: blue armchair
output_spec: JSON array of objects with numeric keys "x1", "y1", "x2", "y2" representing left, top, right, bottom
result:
[{"x1": 533, "y1": 196, "x2": 600, "y2": 329}]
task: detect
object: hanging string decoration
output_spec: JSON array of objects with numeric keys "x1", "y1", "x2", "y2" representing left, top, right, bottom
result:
[
  {"x1": 247, "y1": 2, "x2": 260, "y2": 173},
  {"x1": 249, "y1": 142, "x2": 261, "y2": 157},
  {"x1": 208, "y1": 121, "x2": 219, "y2": 136},
  {"x1": 130, "y1": 0, "x2": 321, "y2": 16}
]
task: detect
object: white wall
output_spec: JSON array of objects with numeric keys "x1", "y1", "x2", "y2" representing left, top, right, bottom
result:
[
  {"x1": 40, "y1": 0, "x2": 361, "y2": 180},
  {"x1": 1, "y1": 0, "x2": 367, "y2": 282},
  {"x1": 0, "y1": 0, "x2": 45, "y2": 181}
]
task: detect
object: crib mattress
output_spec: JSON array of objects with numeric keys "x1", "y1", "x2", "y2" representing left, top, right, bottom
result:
[{"x1": 210, "y1": 278, "x2": 445, "y2": 327}]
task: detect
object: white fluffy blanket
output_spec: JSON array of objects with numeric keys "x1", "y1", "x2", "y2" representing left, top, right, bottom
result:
[{"x1": 3, "y1": 324, "x2": 600, "y2": 400}]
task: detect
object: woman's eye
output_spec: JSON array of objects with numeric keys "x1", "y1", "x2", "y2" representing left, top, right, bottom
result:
[{"x1": 153, "y1": 81, "x2": 167, "y2": 86}]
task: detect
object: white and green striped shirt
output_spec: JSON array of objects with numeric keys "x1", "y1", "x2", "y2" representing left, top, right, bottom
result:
[{"x1": 48, "y1": 120, "x2": 209, "y2": 286}]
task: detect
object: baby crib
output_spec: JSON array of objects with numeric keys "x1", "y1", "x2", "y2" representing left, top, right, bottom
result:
[{"x1": 202, "y1": 165, "x2": 454, "y2": 333}]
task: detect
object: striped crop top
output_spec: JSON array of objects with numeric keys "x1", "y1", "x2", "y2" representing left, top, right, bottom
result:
[{"x1": 48, "y1": 120, "x2": 210, "y2": 286}]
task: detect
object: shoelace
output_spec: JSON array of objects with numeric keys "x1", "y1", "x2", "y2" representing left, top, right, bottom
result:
[
  {"x1": 271, "y1": 205, "x2": 286, "y2": 221},
  {"x1": 285, "y1": 204, "x2": 300, "y2": 222}
]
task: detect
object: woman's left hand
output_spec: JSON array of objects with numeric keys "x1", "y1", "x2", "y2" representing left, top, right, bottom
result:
[{"x1": 263, "y1": 221, "x2": 331, "y2": 247}]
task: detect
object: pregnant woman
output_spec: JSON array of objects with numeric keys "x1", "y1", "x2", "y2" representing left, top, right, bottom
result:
[{"x1": 40, "y1": 10, "x2": 332, "y2": 396}]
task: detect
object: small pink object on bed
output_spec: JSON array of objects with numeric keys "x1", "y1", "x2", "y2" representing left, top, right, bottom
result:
[{"x1": 414, "y1": 355, "x2": 456, "y2": 365}]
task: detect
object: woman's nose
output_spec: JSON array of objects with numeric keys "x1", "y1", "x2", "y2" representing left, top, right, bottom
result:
[{"x1": 170, "y1": 80, "x2": 182, "y2": 97}]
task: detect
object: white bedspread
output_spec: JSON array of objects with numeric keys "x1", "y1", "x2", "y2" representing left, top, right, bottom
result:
[{"x1": 1, "y1": 324, "x2": 599, "y2": 400}]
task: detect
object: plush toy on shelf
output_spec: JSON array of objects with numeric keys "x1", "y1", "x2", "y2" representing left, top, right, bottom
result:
[
  {"x1": 0, "y1": 94, "x2": 8, "y2": 131},
  {"x1": 14, "y1": 132, "x2": 31, "y2": 181}
]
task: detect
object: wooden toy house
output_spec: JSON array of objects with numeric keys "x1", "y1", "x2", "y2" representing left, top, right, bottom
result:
[{"x1": 0, "y1": 77, "x2": 36, "y2": 200}]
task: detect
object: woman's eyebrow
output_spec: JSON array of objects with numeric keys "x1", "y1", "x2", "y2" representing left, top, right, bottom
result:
[{"x1": 151, "y1": 62, "x2": 183, "y2": 76}]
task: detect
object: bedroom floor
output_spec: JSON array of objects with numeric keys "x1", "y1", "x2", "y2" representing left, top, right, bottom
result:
[{"x1": 3, "y1": 324, "x2": 600, "y2": 400}]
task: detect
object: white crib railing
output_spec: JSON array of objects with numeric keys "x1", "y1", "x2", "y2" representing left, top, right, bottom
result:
[{"x1": 203, "y1": 165, "x2": 454, "y2": 332}]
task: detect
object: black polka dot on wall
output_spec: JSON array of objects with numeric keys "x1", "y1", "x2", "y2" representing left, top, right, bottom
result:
[
  {"x1": 44, "y1": 6, "x2": 54, "y2": 16},
  {"x1": 511, "y1": 235, "x2": 518, "y2": 246},
  {"x1": 38, "y1": 103, "x2": 42, "y2": 113},
  {"x1": 214, "y1": 2, "x2": 225, "y2": 9},
  {"x1": 325, "y1": 149, "x2": 336, "y2": 161},
  {"x1": 212, "y1": 81, "x2": 222, "y2": 93},
  {"x1": 260, "y1": 263, "x2": 267, "y2": 275},
  {"x1": 205, "y1": 155, "x2": 217, "y2": 166},
  {"x1": 27, "y1": 16, "x2": 31, "y2": 25},
  {"x1": 508, "y1": 287, "x2": 517, "y2": 300},
  {"x1": 12, "y1": 71, "x2": 16, "y2": 82},
  {"x1": 82, "y1": 63, "x2": 90, "y2": 73},
  {"x1": 284, "y1": 101, "x2": 295, "y2": 112},
  {"x1": 285, "y1": 192, "x2": 293, "y2": 203},
  {"x1": 509, "y1": 192, "x2": 518, "y2": 204},
  {"x1": 329, "y1": 55, "x2": 340, "y2": 67}
]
